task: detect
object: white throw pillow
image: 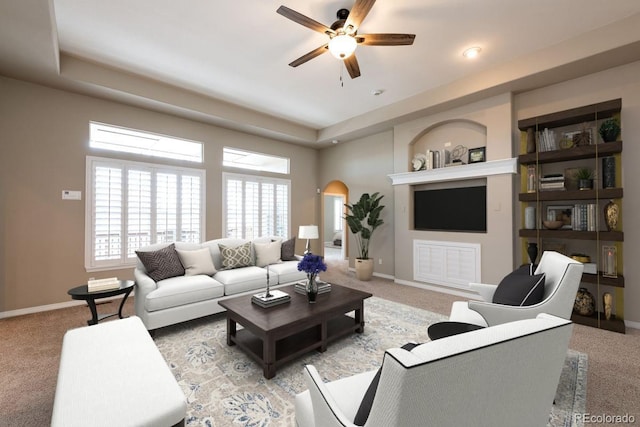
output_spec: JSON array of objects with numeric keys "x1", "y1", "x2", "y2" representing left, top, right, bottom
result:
[
  {"x1": 253, "y1": 240, "x2": 282, "y2": 267},
  {"x1": 176, "y1": 248, "x2": 217, "y2": 276}
]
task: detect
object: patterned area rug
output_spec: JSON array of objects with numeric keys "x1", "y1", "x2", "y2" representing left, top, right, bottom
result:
[{"x1": 153, "y1": 297, "x2": 587, "y2": 427}]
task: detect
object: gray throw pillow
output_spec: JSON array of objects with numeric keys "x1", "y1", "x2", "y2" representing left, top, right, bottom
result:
[
  {"x1": 280, "y1": 236, "x2": 296, "y2": 261},
  {"x1": 218, "y1": 242, "x2": 252, "y2": 269},
  {"x1": 136, "y1": 243, "x2": 185, "y2": 282}
]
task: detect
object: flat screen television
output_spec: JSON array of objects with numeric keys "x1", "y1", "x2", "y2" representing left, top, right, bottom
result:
[{"x1": 414, "y1": 186, "x2": 486, "y2": 232}]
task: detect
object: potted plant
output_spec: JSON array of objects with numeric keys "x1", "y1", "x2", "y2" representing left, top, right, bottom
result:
[
  {"x1": 599, "y1": 118, "x2": 620, "y2": 142},
  {"x1": 344, "y1": 192, "x2": 385, "y2": 281},
  {"x1": 574, "y1": 168, "x2": 593, "y2": 190}
]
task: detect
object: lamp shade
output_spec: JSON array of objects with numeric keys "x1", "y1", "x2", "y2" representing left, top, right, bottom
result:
[
  {"x1": 328, "y1": 34, "x2": 357, "y2": 59},
  {"x1": 298, "y1": 225, "x2": 319, "y2": 239}
]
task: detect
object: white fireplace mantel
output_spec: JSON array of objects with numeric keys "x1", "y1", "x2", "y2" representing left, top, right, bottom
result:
[{"x1": 388, "y1": 158, "x2": 518, "y2": 186}]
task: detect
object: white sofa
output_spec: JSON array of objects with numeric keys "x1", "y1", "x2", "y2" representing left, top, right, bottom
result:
[
  {"x1": 134, "y1": 237, "x2": 306, "y2": 330},
  {"x1": 295, "y1": 313, "x2": 573, "y2": 427}
]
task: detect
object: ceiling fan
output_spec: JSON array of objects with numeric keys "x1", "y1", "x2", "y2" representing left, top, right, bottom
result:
[{"x1": 277, "y1": 0, "x2": 415, "y2": 79}]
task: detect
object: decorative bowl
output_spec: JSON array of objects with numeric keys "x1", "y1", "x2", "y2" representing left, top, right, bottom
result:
[{"x1": 543, "y1": 220, "x2": 564, "y2": 230}]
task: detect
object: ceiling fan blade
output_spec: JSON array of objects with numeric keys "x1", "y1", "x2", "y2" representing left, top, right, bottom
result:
[
  {"x1": 344, "y1": 0, "x2": 376, "y2": 31},
  {"x1": 356, "y1": 33, "x2": 416, "y2": 46},
  {"x1": 289, "y1": 44, "x2": 329, "y2": 67},
  {"x1": 344, "y1": 55, "x2": 361, "y2": 79},
  {"x1": 277, "y1": 5, "x2": 334, "y2": 35}
]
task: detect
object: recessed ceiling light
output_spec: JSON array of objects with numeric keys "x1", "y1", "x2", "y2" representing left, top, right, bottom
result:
[
  {"x1": 332, "y1": 139, "x2": 339, "y2": 144},
  {"x1": 371, "y1": 89, "x2": 384, "y2": 96},
  {"x1": 463, "y1": 47, "x2": 481, "y2": 59}
]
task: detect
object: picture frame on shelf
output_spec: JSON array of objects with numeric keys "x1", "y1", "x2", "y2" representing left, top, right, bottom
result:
[
  {"x1": 546, "y1": 205, "x2": 573, "y2": 229},
  {"x1": 468, "y1": 147, "x2": 486, "y2": 163}
]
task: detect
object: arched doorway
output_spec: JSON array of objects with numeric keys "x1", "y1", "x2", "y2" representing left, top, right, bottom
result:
[{"x1": 322, "y1": 180, "x2": 348, "y2": 260}]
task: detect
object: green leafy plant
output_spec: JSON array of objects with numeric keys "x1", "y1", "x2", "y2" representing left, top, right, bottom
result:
[
  {"x1": 599, "y1": 118, "x2": 620, "y2": 142},
  {"x1": 574, "y1": 168, "x2": 593, "y2": 180},
  {"x1": 344, "y1": 192, "x2": 385, "y2": 260}
]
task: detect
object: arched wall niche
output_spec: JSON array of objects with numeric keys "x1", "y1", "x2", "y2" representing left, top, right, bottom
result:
[{"x1": 409, "y1": 119, "x2": 487, "y2": 169}]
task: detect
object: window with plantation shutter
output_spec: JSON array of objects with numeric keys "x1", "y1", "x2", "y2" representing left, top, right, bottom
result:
[
  {"x1": 86, "y1": 156, "x2": 205, "y2": 271},
  {"x1": 223, "y1": 172, "x2": 290, "y2": 239}
]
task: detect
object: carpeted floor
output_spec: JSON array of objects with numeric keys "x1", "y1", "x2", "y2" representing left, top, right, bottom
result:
[
  {"x1": 0, "y1": 258, "x2": 639, "y2": 427},
  {"x1": 153, "y1": 297, "x2": 586, "y2": 426}
]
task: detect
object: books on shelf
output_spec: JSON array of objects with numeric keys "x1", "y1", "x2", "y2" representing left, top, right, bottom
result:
[
  {"x1": 539, "y1": 173, "x2": 565, "y2": 191},
  {"x1": 537, "y1": 128, "x2": 557, "y2": 152},
  {"x1": 294, "y1": 281, "x2": 332, "y2": 295},
  {"x1": 571, "y1": 203, "x2": 597, "y2": 231},
  {"x1": 251, "y1": 289, "x2": 291, "y2": 308},
  {"x1": 87, "y1": 277, "x2": 120, "y2": 292}
]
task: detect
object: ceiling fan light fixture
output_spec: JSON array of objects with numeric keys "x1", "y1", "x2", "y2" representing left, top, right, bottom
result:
[{"x1": 329, "y1": 33, "x2": 357, "y2": 59}]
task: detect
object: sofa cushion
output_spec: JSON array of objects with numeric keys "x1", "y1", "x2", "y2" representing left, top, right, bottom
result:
[
  {"x1": 254, "y1": 240, "x2": 282, "y2": 267},
  {"x1": 176, "y1": 248, "x2": 217, "y2": 276},
  {"x1": 145, "y1": 275, "x2": 224, "y2": 312},
  {"x1": 136, "y1": 243, "x2": 185, "y2": 282},
  {"x1": 269, "y1": 260, "x2": 306, "y2": 284},
  {"x1": 219, "y1": 242, "x2": 252, "y2": 269},
  {"x1": 492, "y1": 266, "x2": 545, "y2": 306},
  {"x1": 281, "y1": 236, "x2": 297, "y2": 261},
  {"x1": 214, "y1": 266, "x2": 267, "y2": 296}
]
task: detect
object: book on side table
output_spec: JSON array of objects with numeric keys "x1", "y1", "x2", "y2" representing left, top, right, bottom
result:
[{"x1": 87, "y1": 277, "x2": 120, "y2": 292}]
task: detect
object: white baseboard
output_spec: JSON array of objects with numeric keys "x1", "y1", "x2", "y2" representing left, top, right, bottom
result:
[
  {"x1": 346, "y1": 267, "x2": 394, "y2": 281},
  {"x1": 624, "y1": 319, "x2": 640, "y2": 330},
  {"x1": 394, "y1": 278, "x2": 482, "y2": 301},
  {"x1": 0, "y1": 293, "x2": 133, "y2": 320}
]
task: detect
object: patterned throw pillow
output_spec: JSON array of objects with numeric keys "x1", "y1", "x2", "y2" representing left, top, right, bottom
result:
[
  {"x1": 280, "y1": 236, "x2": 297, "y2": 261},
  {"x1": 136, "y1": 243, "x2": 185, "y2": 282},
  {"x1": 218, "y1": 242, "x2": 252, "y2": 269}
]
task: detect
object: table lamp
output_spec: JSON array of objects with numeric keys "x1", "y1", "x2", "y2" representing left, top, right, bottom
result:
[{"x1": 298, "y1": 225, "x2": 318, "y2": 255}]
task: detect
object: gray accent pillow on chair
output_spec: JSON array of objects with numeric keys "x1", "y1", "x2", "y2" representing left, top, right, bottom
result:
[{"x1": 492, "y1": 265, "x2": 545, "y2": 306}]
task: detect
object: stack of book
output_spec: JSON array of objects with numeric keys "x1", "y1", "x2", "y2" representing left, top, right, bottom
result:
[
  {"x1": 424, "y1": 149, "x2": 451, "y2": 169},
  {"x1": 572, "y1": 204, "x2": 597, "y2": 231},
  {"x1": 87, "y1": 277, "x2": 120, "y2": 292},
  {"x1": 251, "y1": 289, "x2": 291, "y2": 308},
  {"x1": 539, "y1": 174, "x2": 565, "y2": 191},
  {"x1": 537, "y1": 128, "x2": 558, "y2": 152},
  {"x1": 294, "y1": 281, "x2": 332, "y2": 295}
]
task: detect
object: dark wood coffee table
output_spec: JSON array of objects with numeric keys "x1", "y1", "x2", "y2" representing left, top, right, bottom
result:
[{"x1": 218, "y1": 284, "x2": 372, "y2": 379}]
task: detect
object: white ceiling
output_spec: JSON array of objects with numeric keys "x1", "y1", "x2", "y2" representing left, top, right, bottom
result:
[{"x1": 2, "y1": 0, "x2": 640, "y2": 147}]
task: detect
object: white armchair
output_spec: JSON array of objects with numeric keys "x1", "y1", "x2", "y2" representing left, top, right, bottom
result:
[
  {"x1": 449, "y1": 251, "x2": 584, "y2": 327},
  {"x1": 295, "y1": 314, "x2": 573, "y2": 427}
]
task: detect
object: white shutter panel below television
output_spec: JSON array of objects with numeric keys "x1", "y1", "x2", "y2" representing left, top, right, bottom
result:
[{"x1": 413, "y1": 240, "x2": 480, "y2": 289}]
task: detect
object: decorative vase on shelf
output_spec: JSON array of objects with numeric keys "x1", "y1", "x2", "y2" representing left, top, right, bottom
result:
[
  {"x1": 604, "y1": 200, "x2": 619, "y2": 232},
  {"x1": 306, "y1": 274, "x2": 318, "y2": 303},
  {"x1": 599, "y1": 118, "x2": 620, "y2": 143},
  {"x1": 603, "y1": 292, "x2": 613, "y2": 321},
  {"x1": 574, "y1": 288, "x2": 595, "y2": 316},
  {"x1": 527, "y1": 242, "x2": 538, "y2": 265},
  {"x1": 602, "y1": 157, "x2": 616, "y2": 189}
]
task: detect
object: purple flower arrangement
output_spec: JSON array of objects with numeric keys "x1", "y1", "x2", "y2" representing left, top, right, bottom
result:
[{"x1": 297, "y1": 253, "x2": 327, "y2": 277}]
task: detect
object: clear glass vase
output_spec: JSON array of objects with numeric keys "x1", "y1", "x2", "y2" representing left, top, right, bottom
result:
[{"x1": 306, "y1": 274, "x2": 318, "y2": 303}]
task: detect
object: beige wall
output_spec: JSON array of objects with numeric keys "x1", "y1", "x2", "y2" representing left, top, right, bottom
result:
[
  {"x1": 514, "y1": 60, "x2": 640, "y2": 325},
  {"x1": 318, "y1": 131, "x2": 395, "y2": 277},
  {"x1": 392, "y1": 93, "x2": 516, "y2": 288},
  {"x1": 0, "y1": 76, "x2": 319, "y2": 312}
]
